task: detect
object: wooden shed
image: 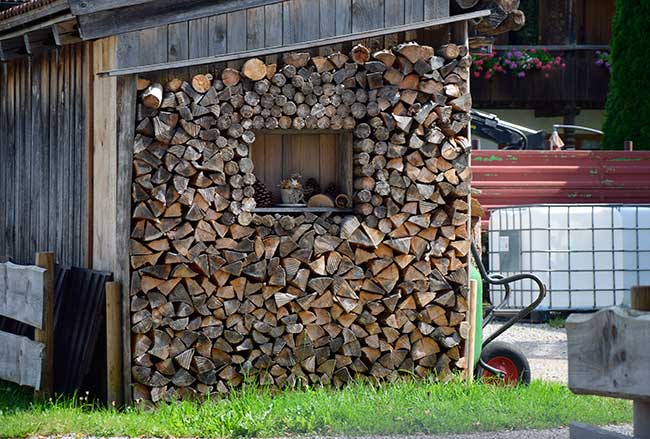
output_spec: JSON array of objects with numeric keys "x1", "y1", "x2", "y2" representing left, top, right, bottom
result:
[{"x1": 0, "y1": 0, "x2": 507, "y2": 404}]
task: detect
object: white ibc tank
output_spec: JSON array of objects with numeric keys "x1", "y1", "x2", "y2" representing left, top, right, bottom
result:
[{"x1": 488, "y1": 204, "x2": 650, "y2": 311}]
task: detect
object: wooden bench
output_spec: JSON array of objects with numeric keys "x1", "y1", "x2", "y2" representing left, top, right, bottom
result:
[{"x1": 567, "y1": 286, "x2": 650, "y2": 439}]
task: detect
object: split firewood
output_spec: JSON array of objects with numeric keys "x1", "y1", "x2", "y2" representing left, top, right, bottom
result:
[
  {"x1": 131, "y1": 41, "x2": 472, "y2": 401},
  {"x1": 142, "y1": 83, "x2": 163, "y2": 109}
]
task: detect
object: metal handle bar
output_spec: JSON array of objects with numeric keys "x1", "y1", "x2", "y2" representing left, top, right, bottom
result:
[
  {"x1": 470, "y1": 243, "x2": 547, "y2": 349},
  {"x1": 482, "y1": 273, "x2": 512, "y2": 328}
]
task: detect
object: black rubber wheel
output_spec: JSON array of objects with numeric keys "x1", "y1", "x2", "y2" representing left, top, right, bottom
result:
[{"x1": 476, "y1": 341, "x2": 531, "y2": 386}]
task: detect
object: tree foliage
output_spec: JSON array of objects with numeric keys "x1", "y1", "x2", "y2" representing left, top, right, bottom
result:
[{"x1": 602, "y1": 0, "x2": 650, "y2": 150}]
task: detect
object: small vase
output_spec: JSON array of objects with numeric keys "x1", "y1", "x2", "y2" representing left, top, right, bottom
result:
[{"x1": 280, "y1": 188, "x2": 304, "y2": 204}]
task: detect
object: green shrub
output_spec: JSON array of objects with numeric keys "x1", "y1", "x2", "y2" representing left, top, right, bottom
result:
[{"x1": 602, "y1": 0, "x2": 650, "y2": 150}]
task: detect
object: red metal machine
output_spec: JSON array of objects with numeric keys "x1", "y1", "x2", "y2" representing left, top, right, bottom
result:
[{"x1": 472, "y1": 150, "x2": 650, "y2": 222}]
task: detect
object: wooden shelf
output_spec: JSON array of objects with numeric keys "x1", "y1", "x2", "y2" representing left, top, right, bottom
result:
[{"x1": 252, "y1": 207, "x2": 353, "y2": 214}]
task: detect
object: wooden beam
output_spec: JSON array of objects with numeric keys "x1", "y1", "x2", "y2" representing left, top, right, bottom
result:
[
  {"x1": 51, "y1": 24, "x2": 61, "y2": 46},
  {"x1": 0, "y1": 0, "x2": 68, "y2": 33},
  {"x1": 567, "y1": 307, "x2": 650, "y2": 401},
  {"x1": 0, "y1": 13, "x2": 75, "y2": 42},
  {"x1": 34, "y1": 252, "x2": 54, "y2": 399},
  {"x1": 115, "y1": 74, "x2": 136, "y2": 403},
  {"x1": 106, "y1": 281, "x2": 123, "y2": 406},
  {"x1": 77, "y1": 0, "x2": 284, "y2": 40},
  {"x1": 22, "y1": 33, "x2": 34, "y2": 55},
  {"x1": 69, "y1": 0, "x2": 153, "y2": 15},
  {"x1": 100, "y1": 10, "x2": 490, "y2": 76}
]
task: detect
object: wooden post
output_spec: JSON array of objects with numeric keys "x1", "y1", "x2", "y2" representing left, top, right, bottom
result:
[
  {"x1": 34, "y1": 251, "x2": 54, "y2": 399},
  {"x1": 106, "y1": 281, "x2": 123, "y2": 406},
  {"x1": 624, "y1": 140, "x2": 634, "y2": 151},
  {"x1": 631, "y1": 286, "x2": 650, "y2": 439},
  {"x1": 466, "y1": 279, "x2": 478, "y2": 384}
]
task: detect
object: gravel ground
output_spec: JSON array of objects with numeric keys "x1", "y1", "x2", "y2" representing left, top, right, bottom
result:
[{"x1": 483, "y1": 322, "x2": 568, "y2": 383}]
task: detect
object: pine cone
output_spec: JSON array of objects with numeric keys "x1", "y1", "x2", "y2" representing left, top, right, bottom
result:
[
  {"x1": 325, "y1": 183, "x2": 339, "y2": 199},
  {"x1": 303, "y1": 178, "x2": 321, "y2": 199},
  {"x1": 253, "y1": 178, "x2": 274, "y2": 207}
]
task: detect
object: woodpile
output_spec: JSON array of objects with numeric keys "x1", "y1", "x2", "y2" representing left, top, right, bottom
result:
[
  {"x1": 130, "y1": 41, "x2": 472, "y2": 403},
  {"x1": 455, "y1": 0, "x2": 526, "y2": 36}
]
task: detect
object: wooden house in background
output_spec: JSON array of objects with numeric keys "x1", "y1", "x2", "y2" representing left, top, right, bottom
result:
[
  {"x1": 0, "y1": 0, "x2": 513, "y2": 406},
  {"x1": 471, "y1": 0, "x2": 614, "y2": 149}
]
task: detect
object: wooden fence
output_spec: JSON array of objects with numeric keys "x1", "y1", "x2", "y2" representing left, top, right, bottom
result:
[{"x1": 0, "y1": 252, "x2": 54, "y2": 394}]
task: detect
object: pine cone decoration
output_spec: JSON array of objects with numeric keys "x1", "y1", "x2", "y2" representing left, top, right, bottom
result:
[
  {"x1": 253, "y1": 178, "x2": 273, "y2": 207},
  {"x1": 325, "y1": 183, "x2": 339, "y2": 199},
  {"x1": 303, "y1": 178, "x2": 321, "y2": 200}
]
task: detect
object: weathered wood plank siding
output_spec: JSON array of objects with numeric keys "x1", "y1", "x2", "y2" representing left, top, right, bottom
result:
[
  {"x1": 115, "y1": 0, "x2": 450, "y2": 68},
  {"x1": 0, "y1": 44, "x2": 89, "y2": 267}
]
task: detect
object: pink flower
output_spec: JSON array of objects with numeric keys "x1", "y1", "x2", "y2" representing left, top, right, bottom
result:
[
  {"x1": 542, "y1": 48, "x2": 548, "y2": 53},
  {"x1": 517, "y1": 71, "x2": 526, "y2": 78},
  {"x1": 561, "y1": 63, "x2": 567, "y2": 69},
  {"x1": 544, "y1": 73, "x2": 550, "y2": 79},
  {"x1": 530, "y1": 48, "x2": 537, "y2": 54},
  {"x1": 485, "y1": 72, "x2": 493, "y2": 79},
  {"x1": 473, "y1": 71, "x2": 481, "y2": 78}
]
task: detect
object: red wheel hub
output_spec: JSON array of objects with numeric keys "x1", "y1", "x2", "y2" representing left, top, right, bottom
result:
[{"x1": 484, "y1": 356, "x2": 520, "y2": 385}]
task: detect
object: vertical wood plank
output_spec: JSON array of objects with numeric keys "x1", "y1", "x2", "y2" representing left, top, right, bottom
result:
[
  {"x1": 92, "y1": 37, "x2": 118, "y2": 274},
  {"x1": 465, "y1": 279, "x2": 478, "y2": 384},
  {"x1": 292, "y1": 0, "x2": 320, "y2": 42},
  {"x1": 282, "y1": 1, "x2": 294, "y2": 44},
  {"x1": 138, "y1": 26, "x2": 167, "y2": 66},
  {"x1": 208, "y1": 14, "x2": 228, "y2": 55},
  {"x1": 116, "y1": 74, "x2": 136, "y2": 404},
  {"x1": 385, "y1": 0, "x2": 405, "y2": 26},
  {"x1": 189, "y1": 18, "x2": 210, "y2": 59},
  {"x1": 168, "y1": 21, "x2": 190, "y2": 62},
  {"x1": 31, "y1": 54, "x2": 44, "y2": 256},
  {"x1": 34, "y1": 251, "x2": 54, "y2": 398},
  {"x1": 352, "y1": 0, "x2": 385, "y2": 32},
  {"x1": 404, "y1": 0, "x2": 424, "y2": 23},
  {"x1": 335, "y1": 0, "x2": 352, "y2": 34},
  {"x1": 338, "y1": 132, "x2": 353, "y2": 196},
  {"x1": 64, "y1": 47, "x2": 72, "y2": 264},
  {"x1": 319, "y1": 134, "x2": 337, "y2": 190},
  {"x1": 49, "y1": 50, "x2": 59, "y2": 266},
  {"x1": 83, "y1": 42, "x2": 93, "y2": 268},
  {"x1": 266, "y1": 134, "x2": 283, "y2": 199},
  {"x1": 115, "y1": 31, "x2": 140, "y2": 69},
  {"x1": 250, "y1": 134, "x2": 266, "y2": 182},
  {"x1": 247, "y1": 7, "x2": 265, "y2": 50},
  {"x1": 74, "y1": 44, "x2": 84, "y2": 266},
  {"x1": 227, "y1": 10, "x2": 247, "y2": 53},
  {"x1": 106, "y1": 281, "x2": 123, "y2": 406},
  {"x1": 320, "y1": 0, "x2": 337, "y2": 38},
  {"x1": 264, "y1": 3, "x2": 283, "y2": 47},
  {"x1": 300, "y1": 134, "x2": 321, "y2": 184},
  {"x1": 424, "y1": 0, "x2": 448, "y2": 19}
]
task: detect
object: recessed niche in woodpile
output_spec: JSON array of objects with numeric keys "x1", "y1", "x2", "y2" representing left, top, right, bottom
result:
[
  {"x1": 250, "y1": 132, "x2": 353, "y2": 211},
  {"x1": 131, "y1": 41, "x2": 473, "y2": 403}
]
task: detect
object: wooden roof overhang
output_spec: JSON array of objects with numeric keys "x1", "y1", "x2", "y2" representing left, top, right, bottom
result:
[{"x1": 99, "y1": 9, "x2": 490, "y2": 77}]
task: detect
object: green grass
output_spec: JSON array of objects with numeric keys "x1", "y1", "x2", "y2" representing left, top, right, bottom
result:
[
  {"x1": 0, "y1": 379, "x2": 631, "y2": 438},
  {"x1": 548, "y1": 316, "x2": 567, "y2": 328}
]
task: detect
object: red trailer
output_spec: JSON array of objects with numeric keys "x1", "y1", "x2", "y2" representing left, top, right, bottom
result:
[{"x1": 472, "y1": 150, "x2": 650, "y2": 222}]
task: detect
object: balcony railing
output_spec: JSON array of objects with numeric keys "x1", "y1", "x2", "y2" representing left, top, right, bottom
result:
[{"x1": 471, "y1": 46, "x2": 610, "y2": 110}]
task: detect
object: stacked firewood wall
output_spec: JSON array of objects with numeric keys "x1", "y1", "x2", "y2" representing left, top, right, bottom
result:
[{"x1": 130, "y1": 41, "x2": 473, "y2": 403}]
